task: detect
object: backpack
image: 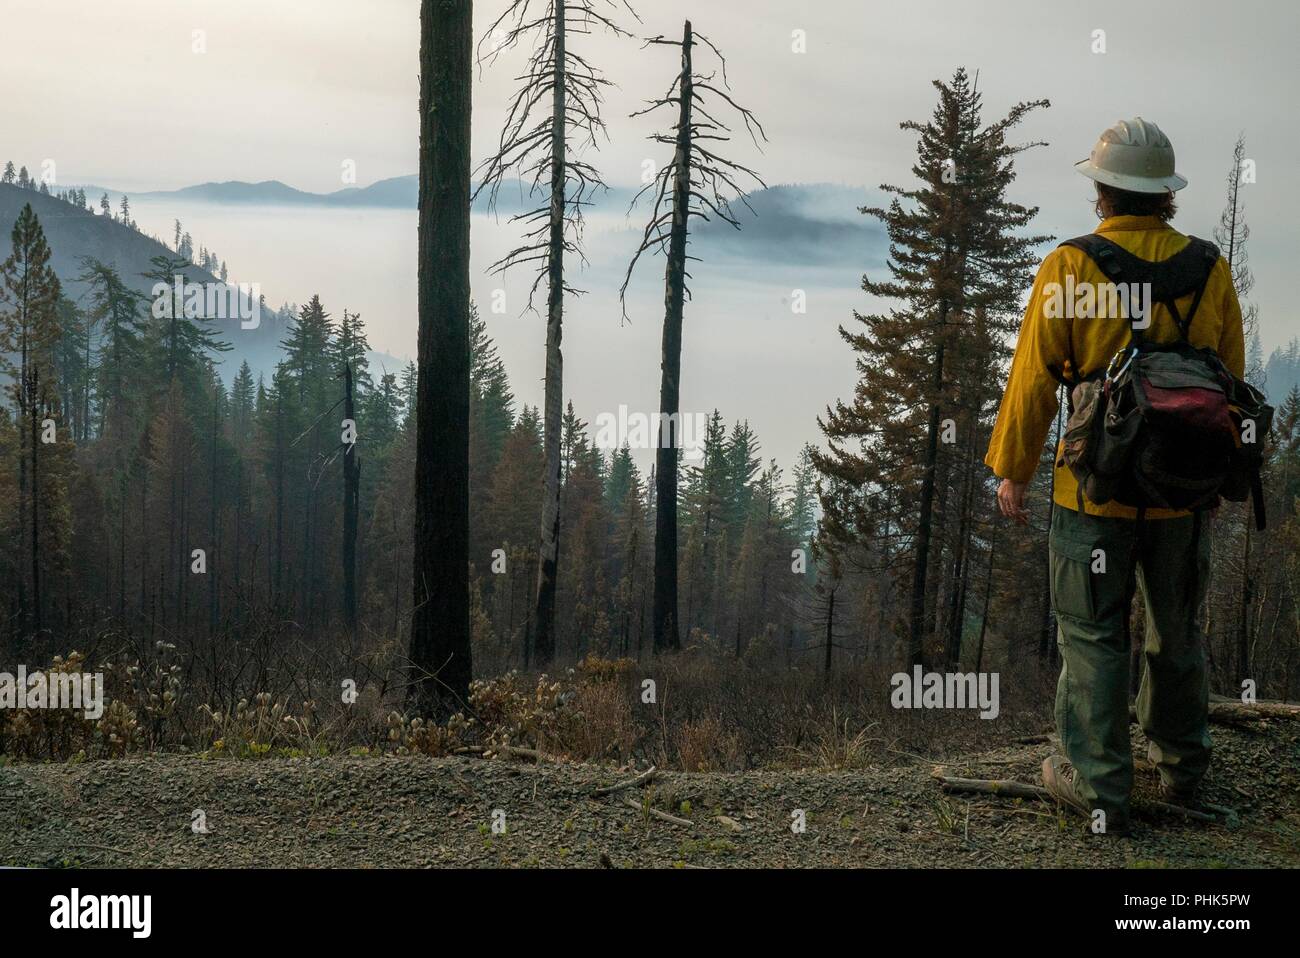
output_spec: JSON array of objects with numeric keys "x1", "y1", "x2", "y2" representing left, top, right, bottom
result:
[{"x1": 1052, "y1": 233, "x2": 1273, "y2": 529}]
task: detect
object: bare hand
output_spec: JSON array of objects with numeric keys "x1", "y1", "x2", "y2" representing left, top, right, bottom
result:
[{"x1": 998, "y1": 478, "x2": 1029, "y2": 526}]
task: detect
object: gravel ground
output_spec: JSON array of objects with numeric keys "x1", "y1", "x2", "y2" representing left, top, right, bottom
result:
[{"x1": 2, "y1": 723, "x2": 1297, "y2": 869}]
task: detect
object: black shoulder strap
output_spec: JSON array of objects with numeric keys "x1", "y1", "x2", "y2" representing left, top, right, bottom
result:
[{"x1": 1058, "y1": 233, "x2": 1220, "y2": 343}]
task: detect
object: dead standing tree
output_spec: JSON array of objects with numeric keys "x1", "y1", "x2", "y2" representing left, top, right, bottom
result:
[
  {"x1": 410, "y1": 0, "x2": 473, "y2": 720},
  {"x1": 475, "y1": 0, "x2": 639, "y2": 667},
  {"x1": 620, "y1": 20, "x2": 765, "y2": 652}
]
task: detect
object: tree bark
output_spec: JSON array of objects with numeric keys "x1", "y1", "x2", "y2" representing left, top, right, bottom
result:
[
  {"x1": 652, "y1": 20, "x2": 693, "y2": 654},
  {"x1": 410, "y1": 0, "x2": 473, "y2": 719},
  {"x1": 532, "y1": 0, "x2": 567, "y2": 667},
  {"x1": 342, "y1": 363, "x2": 360, "y2": 638},
  {"x1": 30, "y1": 371, "x2": 42, "y2": 638},
  {"x1": 907, "y1": 335, "x2": 945, "y2": 668},
  {"x1": 823, "y1": 584, "x2": 835, "y2": 674}
]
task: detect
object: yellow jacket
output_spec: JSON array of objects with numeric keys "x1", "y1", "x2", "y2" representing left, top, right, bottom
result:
[{"x1": 985, "y1": 214, "x2": 1246, "y2": 518}]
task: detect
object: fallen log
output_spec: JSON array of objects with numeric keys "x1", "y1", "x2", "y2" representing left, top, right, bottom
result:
[
  {"x1": 494, "y1": 744, "x2": 562, "y2": 763},
  {"x1": 933, "y1": 773, "x2": 1049, "y2": 801},
  {"x1": 931, "y1": 771, "x2": 1230, "y2": 825},
  {"x1": 593, "y1": 765, "x2": 658, "y2": 797},
  {"x1": 623, "y1": 796, "x2": 694, "y2": 828}
]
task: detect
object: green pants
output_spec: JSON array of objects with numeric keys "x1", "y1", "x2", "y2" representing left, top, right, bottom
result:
[{"x1": 1049, "y1": 506, "x2": 1212, "y2": 826}]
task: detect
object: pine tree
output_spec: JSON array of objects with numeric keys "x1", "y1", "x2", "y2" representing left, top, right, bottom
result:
[
  {"x1": 789, "y1": 443, "x2": 818, "y2": 547},
  {"x1": 399, "y1": 361, "x2": 418, "y2": 423},
  {"x1": 281, "y1": 295, "x2": 336, "y2": 402},
  {"x1": 0, "y1": 204, "x2": 64, "y2": 639},
  {"x1": 469, "y1": 302, "x2": 515, "y2": 467},
  {"x1": 334, "y1": 308, "x2": 373, "y2": 393},
  {"x1": 79, "y1": 259, "x2": 146, "y2": 435},
  {"x1": 1211, "y1": 133, "x2": 1261, "y2": 682},
  {"x1": 622, "y1": 21, "x2": 765, "y2": 652},
  {"x1": 142, "y1": 254, "x2": 231, "y2": 395},
  {"x1": 476, "y1": 0, "x2": 639, "y2": 666},
  {"x1": 230, "y1": 360, "x2": 257, "y2": 448},
  {"x1": 814, "y1": 69, "x2": 1049, "y2": 667}
]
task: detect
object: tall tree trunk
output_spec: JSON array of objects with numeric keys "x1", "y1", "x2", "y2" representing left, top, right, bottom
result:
[
  {"x1": 907, "y1": 333, "x2": 945, "y2": 668},
  {"x1": 652, "y1": 20, "x2": 693, "y2": 654},
  {"x1": 532, "y1": 0, "x2": 567, "y2": 667},
  {"x1": 30, "y1": 373, "x2": 43, "y2": 638},
  {"x1": 342, "y1": 363, "x2": 360, "y2": 638},
  {"x1": 273, "y1": 390, "x2": 284, "y2": 601},
  {"x1": 823, "y1": 584, "x2": 835, "y2": 674},
  {"x1": 944, "y1": 440, "x2": 977, "y2": 667},
  {"x1": 410, "y1": 0, "x2": 473, "y2": 719},
  {"x1": 16, "y1": 313, "x2": 29, "y2": 637},
  {"x1": 973, "y1": 533, "x2": 997, "y2": 672},
  {"x1": 117, "y1": 473, "x2": 127, "y2": 622},
  {"x1": 1237, "y1": 525, "x2": 1252, "y2": 680},
  {"x1": 209, "y1": 389, "x2": 220, "y2": 635}
]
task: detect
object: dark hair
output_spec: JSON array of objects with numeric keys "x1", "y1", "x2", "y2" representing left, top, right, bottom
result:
[{"x1": 1094, "y1": 182, "x2": 1177, "y2": 222}]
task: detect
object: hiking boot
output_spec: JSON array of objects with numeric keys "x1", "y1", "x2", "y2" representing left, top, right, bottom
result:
[
  {"x1": 1042, "y1": 755, "x2": 1090, "y2": 814},
  {"x1": 1041, "y1": 755, "x2": 1131, "y2": 836}
]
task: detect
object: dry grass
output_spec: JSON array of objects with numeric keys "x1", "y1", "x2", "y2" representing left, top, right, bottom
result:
[{"x1": 1, "y1": 641, "x2": 1057, "y2": 771}]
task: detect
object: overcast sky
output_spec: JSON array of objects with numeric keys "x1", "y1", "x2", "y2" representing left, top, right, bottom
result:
[
  {"x1": 2, "y1": 0, "x2": 1297, "y2": 466},
  {"x1": 5, "y1": 1, "x2": 1295, "y2": 308}
]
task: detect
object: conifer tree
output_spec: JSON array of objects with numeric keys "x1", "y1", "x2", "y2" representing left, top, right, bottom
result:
[
  {"x1": 0, "y1": 204, "x2": 64, "y2": 638},
  {"x1": 814, "y1": 69, "x2": 1048, "y2": 667},
  {"x1": 622, "y1": 21, "x2": 765, "y2": 652},
  {"x1": 475, "y1": 0, "x2": 640, "y2": 666}
]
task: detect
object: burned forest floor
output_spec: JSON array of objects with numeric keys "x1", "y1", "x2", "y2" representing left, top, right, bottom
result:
[{"x1": 2, "y1": 721, "x2": 1298, "y2": 869}]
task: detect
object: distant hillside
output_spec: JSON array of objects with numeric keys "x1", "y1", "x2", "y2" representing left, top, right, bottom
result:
[
  {"x1": 135, "y1": 179, "x2": 327, "y2": 205},
  {"x1": 0, "y1": 183, "x2": 399, "y2": 381},
  {"x1": 84, "y1": 176, "x2": 883, "y2": 264},
  {"x1": 690, "y1": 183, "x2": 883, "y2": 266}
]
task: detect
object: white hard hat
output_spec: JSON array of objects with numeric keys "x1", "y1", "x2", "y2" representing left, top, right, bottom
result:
[{"x1": 1074, "y1": 117, "x2": 1187, "y2": 193}]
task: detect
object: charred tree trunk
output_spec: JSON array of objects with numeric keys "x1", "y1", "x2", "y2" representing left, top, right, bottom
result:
[
  {"x1": 29, "y1": 372, "x2": 43, "y2": 638},
  {"x1": 532, "y1": 0, "x2": 566, "y2": 667},
  {"x1": 907, "y1": 334, "x2": 945, "y2": 668},
  {"x1": 1237, "y1": 526, "x2": 1252, "y2": 681},
  {"x1": 208, "y1": 388, "x2": 220, "y2": 635},
  {"x1": 409, "y1": 0, "x2": 473, "y2": 719},
  {"x1": 342, "y1": 363, "x2": 360, "y2": 638},
  {"x1": 273, "y1": 388, "x2": 285, "y2": 602},
  {"x1": 973, "y1": 532, "x2": 997, "y2": 672},
  {"x1": 823, "y1": 584, "x2": 836, "y2": 674},
  {"x1": 652, "y1": 21, "x2": 693, "y2": 654}
]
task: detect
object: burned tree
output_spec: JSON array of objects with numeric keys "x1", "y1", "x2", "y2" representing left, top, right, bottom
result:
[
  {"x1": 620, "y1": 20, "x2": 765, "y2": 652},
  {"x1": 475, "y1": 0, "x2": 639, "y2": 667},
  {"x1": 341, "y1": 363, "x2": 360, "y2": 638},
  {"x1": 410, "y1": 0, "x2": 473, "y2": 719}
]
